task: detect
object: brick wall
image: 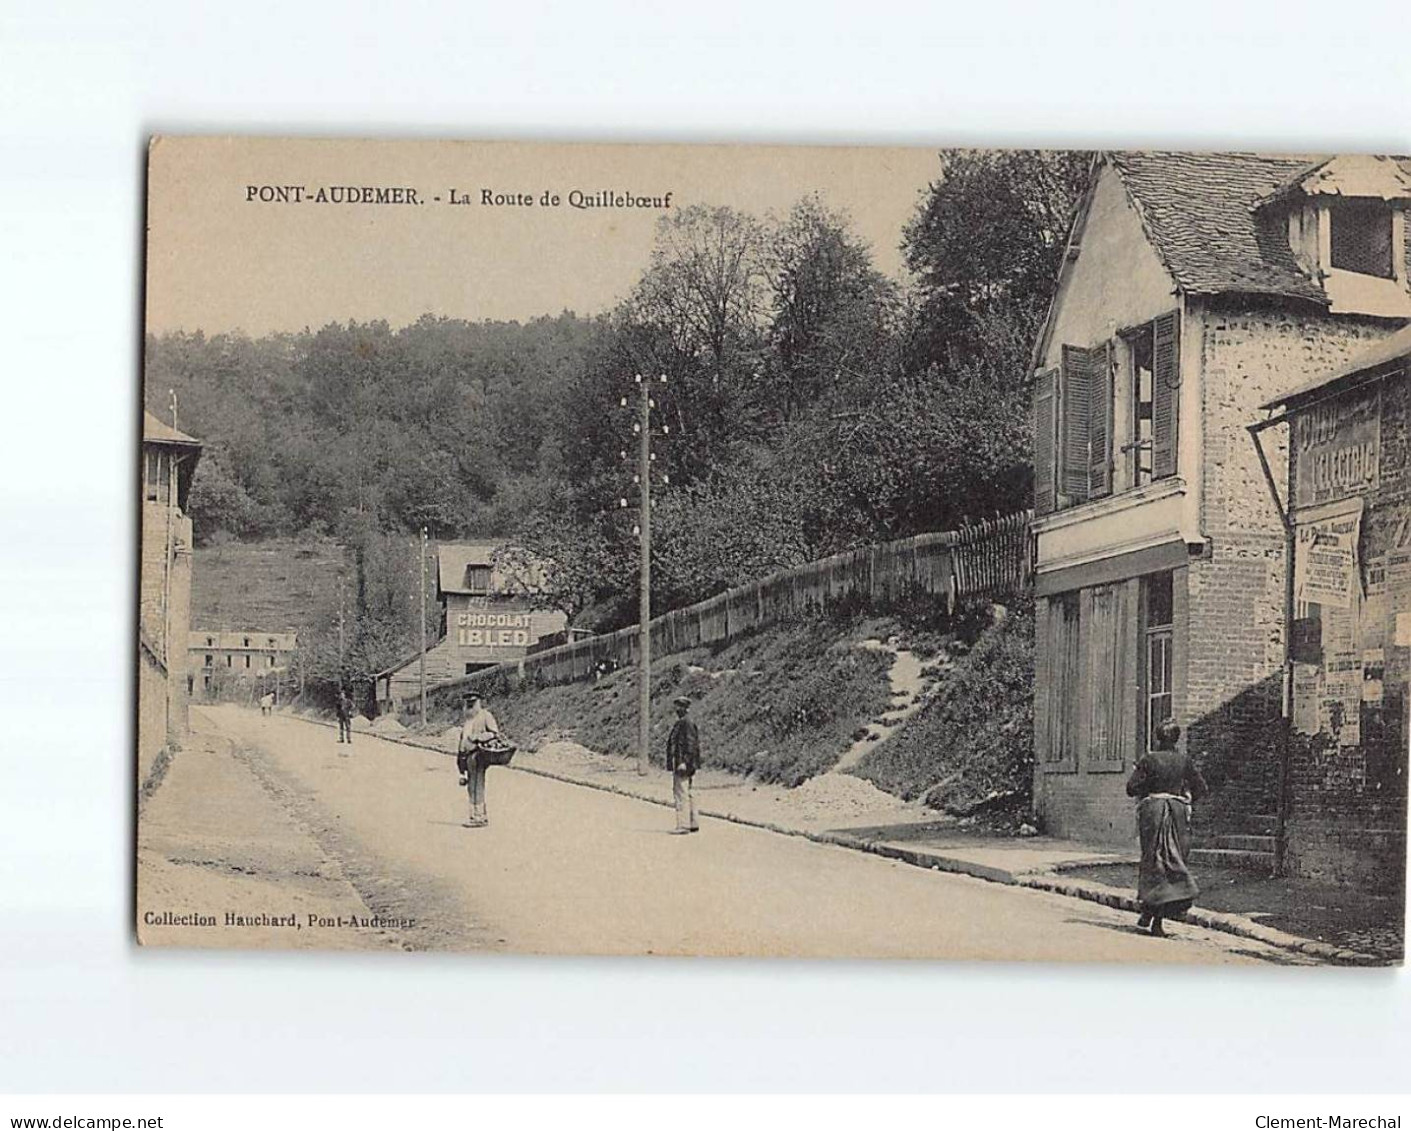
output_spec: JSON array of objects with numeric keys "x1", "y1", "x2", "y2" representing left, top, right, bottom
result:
[
  {"x1": 1034, "y1": 765, "x2": 1133, "y2": 844},
  {"x1": 1284, "y1": 368, "x2": 1410, "y2": 891},
  {"x1": 1187, "y1": 304, "x2": 1403, "y2": 833}
]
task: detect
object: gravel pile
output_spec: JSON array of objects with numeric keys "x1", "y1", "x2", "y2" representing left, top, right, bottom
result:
[{"x1": 787, "y1": 772, "x2": 900, "y2": 818}]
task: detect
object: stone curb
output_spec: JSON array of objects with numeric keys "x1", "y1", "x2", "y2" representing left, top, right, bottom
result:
[{"x1": 288, "y1": 714, "x2": 1387, "y2": 966}]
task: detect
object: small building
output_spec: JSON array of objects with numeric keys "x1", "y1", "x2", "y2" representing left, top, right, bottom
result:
[
  {"x1": 1253, "y1": 326, "x2": 1410, "y2": 888},
  {"x1": 375, "y1": 543, "x2": 567, "y2": 710},
  {"x1": 1029, "y1": 153, "x2": 1411, "y2": 859},
  {"x1": 189, "y1": 629, "x2": 298, "y2": 700},
  {"x1": 138, "y1": 410, "x2": 202, "y2": 783}
]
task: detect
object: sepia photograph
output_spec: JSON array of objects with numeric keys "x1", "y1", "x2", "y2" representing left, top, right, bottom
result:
[{"x1": 136, "y1": 136, "x2": 1410, "y2": 965}]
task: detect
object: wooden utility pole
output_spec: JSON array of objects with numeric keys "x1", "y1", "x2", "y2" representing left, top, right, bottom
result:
[
  {"x1": 637, "y1": 375, "x2": 651, "y2": 776},
  {"x1": 337, "y1": 573, "x2": 346, "y2": 672},
  {"x1": 419, "y1": 526, "x2": 428, "y2": 730}
]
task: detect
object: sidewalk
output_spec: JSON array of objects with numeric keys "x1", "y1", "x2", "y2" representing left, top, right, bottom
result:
[{"x1": 323, "y1": 712, "x2": 1397, "y2": 965}]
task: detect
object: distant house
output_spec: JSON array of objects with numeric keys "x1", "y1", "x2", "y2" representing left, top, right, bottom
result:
[
  {"x1": 375, "y1": 543, "x2": 568, "y2": 710},
  {"x1": 138, "y1": 410, "x2": 202, "y2": 783},
  {"x1": 189, "y1": 629, "x2": 298, "y2": 700},
  {"x1": 1028, "y1": 153, "x2": 1411, "y2": 870}
]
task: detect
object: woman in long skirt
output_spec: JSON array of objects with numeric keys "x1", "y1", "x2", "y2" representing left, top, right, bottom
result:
[{"x1": 1125, "y1": 718, "x2": 1208, "y2": 937}]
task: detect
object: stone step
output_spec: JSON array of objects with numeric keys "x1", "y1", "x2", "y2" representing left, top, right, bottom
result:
[
  {"x1": 1189, "y1": 847, "x2": 1276, "y2": 872},
  {"x1": 1199, "y1": 834, "x2": 1275, "y2": 853},
  {"x1": 1194, "y1": 813, "x2": 1277, "y2": 836}
]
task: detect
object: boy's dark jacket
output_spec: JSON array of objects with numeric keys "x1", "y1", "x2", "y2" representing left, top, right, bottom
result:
[{"x1": 667, "y1": 716, "x2": 701, "y2": 775}]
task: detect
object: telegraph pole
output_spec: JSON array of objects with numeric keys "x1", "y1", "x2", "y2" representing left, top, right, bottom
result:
[
  {"x1": 419, "y1": 526, "x2": 428, "y2": 730},
  {"x1": 337, "y1": 572, "x2": 346, "y2": 673}
]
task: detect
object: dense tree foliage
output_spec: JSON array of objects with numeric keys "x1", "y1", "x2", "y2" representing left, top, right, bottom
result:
[{"x1": 151, "y1": 151, "x2": 1089, "y2": 683}]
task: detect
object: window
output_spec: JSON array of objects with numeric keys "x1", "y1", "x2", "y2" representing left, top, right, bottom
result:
[
  {"x1": 244, "y1": 655, "x2": 251, "y2": 669},
  {"x1": 144, "y1": 450, "x2": 161, "y2": 502},
  {"x1": 466, "y1": 566, "x2": 492, "y2": 593},
  {"x1": 268, "y1": 655, "x2": 276, "y2": 668},
  {"x1": 1035, "y1": 310, "x2": 1178, "y2": 515},
  {"x1": 1125, "y1": 325, "x2": 1155, "y2": 487},
  {"x1": 226, "y1": 655, "x2": 232, "y2": 667},
  {"x1": 1043, "y1": 593, "x2": 1081, "y2": 767},
  {"x1": 1330, "y1": 200, "x2": 1394, "y2": 279},
  {"x1": 202, "y1": 674, "x2": 211, "y2": 689},
  {"x1": 243, "y1": 637, "x2": 250, "y2": 647},
  {"x1": 204, "y1": 654, "x2": 212, "y2": 667},
  {"x1": 1142, "y1": 572, "x2": 1175, "y2": 753}
]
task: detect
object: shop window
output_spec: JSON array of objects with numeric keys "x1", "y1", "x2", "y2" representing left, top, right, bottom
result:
[
  {"x1": 1330, "y1": 200, "x2": 1395, "y2": 279},
  {"x1": 1142, "y1": 572, "x2": 1175, "y2": 753}
]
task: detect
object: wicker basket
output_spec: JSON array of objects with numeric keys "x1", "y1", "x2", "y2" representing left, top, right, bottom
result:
[{"x1": 476, "y1": 737, "x2": 517, "y2": 767}]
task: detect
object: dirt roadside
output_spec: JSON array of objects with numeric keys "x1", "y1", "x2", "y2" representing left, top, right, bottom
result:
[{"x1": 136, "y1": 707, "x2": 497, "y2": 952}]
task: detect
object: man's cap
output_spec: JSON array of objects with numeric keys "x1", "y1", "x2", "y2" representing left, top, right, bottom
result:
[
  {"x1": 463, "y1": 692, "x2": 481, "y2": 704},
  {"x1": 673, "y1": 695, "x2": 692, "y2": 707}
]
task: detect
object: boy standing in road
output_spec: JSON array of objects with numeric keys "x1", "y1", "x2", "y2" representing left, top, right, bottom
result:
[
  {"x1": 667, "y1": 695, "x2": 701, "y2": 834},
  {"x1": 335, "y1": 686, "x2": 353, "y2": 747}
]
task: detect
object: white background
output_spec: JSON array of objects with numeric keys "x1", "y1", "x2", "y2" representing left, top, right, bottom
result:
[{"x1": 2, "y1": 0, "x2": 1409, "y2": 1095}]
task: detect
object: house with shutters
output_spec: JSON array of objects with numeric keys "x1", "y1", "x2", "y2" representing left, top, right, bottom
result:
[{"x1": 1029, "y1": 152, "x2": 1411, "y2": 860}]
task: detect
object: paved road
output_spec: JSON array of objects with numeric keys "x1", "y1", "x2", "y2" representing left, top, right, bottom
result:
[{"x1": 141, "y1": 706, "x2": 1297, "y2": 964}]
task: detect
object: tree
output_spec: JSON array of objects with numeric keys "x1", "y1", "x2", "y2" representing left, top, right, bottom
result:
[
  {"x1": 763, "y1": 195, "x2": 900, "y2": 425},
  {"x1": 901, "y1": 149, "x2": 1091, "y2": 383}
]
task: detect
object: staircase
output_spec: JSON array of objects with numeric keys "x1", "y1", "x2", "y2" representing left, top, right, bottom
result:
[{"x1": 1190, "y1": 813, "x2": 1277, "y2": 873}]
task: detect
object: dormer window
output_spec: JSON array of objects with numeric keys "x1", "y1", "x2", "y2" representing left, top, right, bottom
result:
[
  {"x1": 466, "y1": 566, "x2": 492, "y2": 593},
  {"x1": 1329, "y1": 200, "x2": 1395, "y2": 279}
]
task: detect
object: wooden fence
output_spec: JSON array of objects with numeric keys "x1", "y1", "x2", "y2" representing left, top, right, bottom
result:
[{"x1": 429, "y1": 510, "x2": 1032, "y2": 703}]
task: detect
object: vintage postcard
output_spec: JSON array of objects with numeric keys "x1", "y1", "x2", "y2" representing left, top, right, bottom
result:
[{"x1": 137, "y1": 137, "x2": 1410, "y2": 963}]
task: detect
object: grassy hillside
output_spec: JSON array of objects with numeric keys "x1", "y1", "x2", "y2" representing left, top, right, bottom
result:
[
  {"x1": 191, "y1": 539, "x2": 344, "y2": 633},
  {"x1": 423, "y1": 610, "x2": 895, "y2": 787}
]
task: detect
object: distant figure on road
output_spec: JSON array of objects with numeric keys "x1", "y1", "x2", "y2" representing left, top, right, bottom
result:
[
  {"x1": 667, "y1": 695, "x2": 701, "y2": 834},
  {"x1": 335, "y1": 687, "x2": 354, "y2": 747},
  {"x1": 260, "y1": 692, "x2": 274, "y2": 716},
  {"x1": 1125, "y1": 718, "x2": 1208, "y2": 937},
  {"x1": 458, "y1": 693, "x2": 501, "y2": 828}
]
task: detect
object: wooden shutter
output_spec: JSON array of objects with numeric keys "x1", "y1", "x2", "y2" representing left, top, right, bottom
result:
[
  {"x1": 1088, "y1": 342, "x2": 1114, "y2": 499},
  {"x1": 1087, "y1": 581, "x2": 1133, "y2": 770},
  {"x1": 1152, "y1": 310, "x2": 1181, "y2": 480},
  {"x1": 1060, "y1": 346, "x2": 1092, "y2": 503},
  {"x1": 1033, "y1": 367, "x2": 1058, "y2": 516}
]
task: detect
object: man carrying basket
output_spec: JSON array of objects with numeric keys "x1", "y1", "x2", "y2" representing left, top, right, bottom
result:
[{"x1": 457, "y1": 692, "x2": 513, "y2": 828}]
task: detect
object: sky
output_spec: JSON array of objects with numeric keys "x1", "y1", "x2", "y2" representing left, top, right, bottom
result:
[{"x1": 145, "y1": 137, "x2": 944, "y2": 335}]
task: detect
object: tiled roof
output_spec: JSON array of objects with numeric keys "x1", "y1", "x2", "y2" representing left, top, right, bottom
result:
[
  {"x1": 142, "y1": 410, "x2": 201, "y2": 446},
  {"x1": 1108, "y1": 152, "x2": 1331, "y2": 304}
]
